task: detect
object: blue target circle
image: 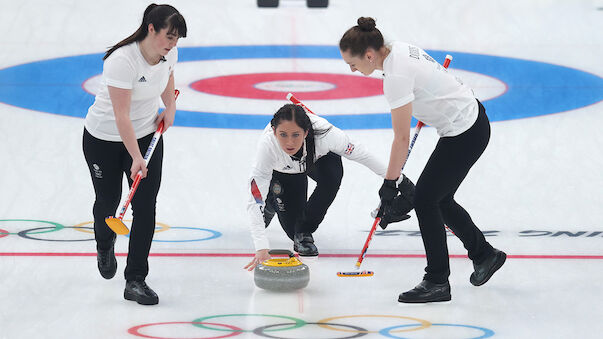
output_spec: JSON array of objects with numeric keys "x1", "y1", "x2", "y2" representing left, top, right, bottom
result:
[{"x1": 0, "y1": 45, "x2": 601, "y2": 129}]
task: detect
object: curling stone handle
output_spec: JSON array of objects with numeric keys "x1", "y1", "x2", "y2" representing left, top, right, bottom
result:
[{"x1": 269, "y1": 249, "x2": 295, "y2": 257}]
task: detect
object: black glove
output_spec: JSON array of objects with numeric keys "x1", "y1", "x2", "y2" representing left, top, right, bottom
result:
[
  {"x1": 377, "y1": 179, "x2": 399, "y2": 229},
  {"x1": 377, "y1": 176, "x2": 415, "y2": 229},
  {"x1": 378, "y1": 179, "x2": 398, "y2": 209},
  {"x1": 379, "y1": 204, "x2": 411, "y2": 229},
  {"x1": 398, "y1": 174, "x2": 415, "y2": 206}
]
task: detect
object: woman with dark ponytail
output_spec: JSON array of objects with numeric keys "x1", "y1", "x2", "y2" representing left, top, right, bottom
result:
[
  {"x1": 82, "y1": 4, "x2": 186, "y2": 305},
  {"x1": 244, "y1": 104, "x2": 412, "y2": 271},
  {"x1": 339, "y1": 17, "x2": 505, "y2": 303}
]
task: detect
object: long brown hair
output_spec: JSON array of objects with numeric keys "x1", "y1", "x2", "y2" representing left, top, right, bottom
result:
[
  {"x1": 339, "y1": 17, "x2": 384, "y2": 57},
  {"x1": 103, "y1": 4, "x2": 187, "y2": 60}
]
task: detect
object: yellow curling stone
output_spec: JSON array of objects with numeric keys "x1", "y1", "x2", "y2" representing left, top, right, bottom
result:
[{"x1": 254, "y1": 249, "x2": 309, "y2": 291}]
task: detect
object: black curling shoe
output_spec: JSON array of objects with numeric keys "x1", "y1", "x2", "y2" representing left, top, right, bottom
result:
[
  {"x1": 398, "y1": 280, "x2": 451, "y2": 303},
  {"x1": 293, "y1": 233, "x2": 319, "y2": 256},
  {"x1": 470, "y1": 248, "x2": 507, "y2": 286},
  {"x1": 97, "y1": 243, "x2": 117, "y2": 280},
  {"x1": 124, "y1": 280, "x2": 159, "y2": 305}
]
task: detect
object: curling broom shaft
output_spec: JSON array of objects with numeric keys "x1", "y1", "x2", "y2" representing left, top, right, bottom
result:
[
  {"x1": 355, "y1": 216, "x2": 381, "y2": 267},
  {"x1": 287, "y1": 93, "x2": 316, "y2": 115}
]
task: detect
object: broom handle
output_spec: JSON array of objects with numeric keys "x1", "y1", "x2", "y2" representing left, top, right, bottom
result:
[
  {"x1": 287, "y1": 93, "x2": 315, "y2": 115},
  {"x1": 114, "y1": 89, "x2": 179, "y2": 221}
]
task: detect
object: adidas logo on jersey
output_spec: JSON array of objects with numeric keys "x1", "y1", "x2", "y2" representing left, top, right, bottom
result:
[{"x1": 138, "y1": 76, "x2": 147, "y2": 82}]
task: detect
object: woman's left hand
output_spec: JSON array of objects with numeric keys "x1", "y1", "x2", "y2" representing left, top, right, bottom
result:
[
  {"x1": 244, "y1": 249, "x2": 271, "y2": 271},
  {"x1": 156, "y1": 105, "x2": 176, "y2": 133}
]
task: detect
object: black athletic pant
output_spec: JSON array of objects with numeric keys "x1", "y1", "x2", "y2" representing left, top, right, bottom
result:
[
  {"x1": 414, "y1": 100, "x2": 494, "y2": 284},
  {"x1": 266, "y1": 152, "x2": 343, "y2": 240},
  {"x1": 82, "y1": 128, "x2": 163, "y2": 281}
]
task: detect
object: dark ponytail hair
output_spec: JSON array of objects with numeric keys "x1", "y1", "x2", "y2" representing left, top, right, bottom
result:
[
  {"x1": 103, "y1": 4, "x2": 187, "y2": 60},
  {"x1": 339, "y1": 17, "x2": 384, "y2": 57},
  {"x1": 271, "y1": 104, "x2": 330, "y2": 173}
]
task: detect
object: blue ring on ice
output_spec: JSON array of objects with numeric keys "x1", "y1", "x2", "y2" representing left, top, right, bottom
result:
[
  {"x1": 379, "y1": 323, "x2": 495, "y2": 339},
  {"x1": 0, "y1": 45, "x2": 601, "y2": 129},
  {"x1": 124, "y1": 226, "x2": 222, "y2": 242}
]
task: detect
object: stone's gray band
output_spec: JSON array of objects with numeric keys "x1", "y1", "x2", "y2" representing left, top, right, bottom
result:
[{"x1": 254, "y1": 262, "x2": 310, "y2": 291}]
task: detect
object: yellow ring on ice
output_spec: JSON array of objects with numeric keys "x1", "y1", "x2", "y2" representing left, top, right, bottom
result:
[{"x1": 317, "y1": 315, "x2": 431, "y2": 334}]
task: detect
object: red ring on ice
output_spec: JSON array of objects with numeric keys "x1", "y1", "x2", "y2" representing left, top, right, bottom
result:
[{"x1": 190, "y1": 72, "x2": 383, "y2": 100}]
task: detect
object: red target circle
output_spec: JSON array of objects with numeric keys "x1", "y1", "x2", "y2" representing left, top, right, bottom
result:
[{"x1": 190, "y1": 72, "x2": 383, "y2": 100}]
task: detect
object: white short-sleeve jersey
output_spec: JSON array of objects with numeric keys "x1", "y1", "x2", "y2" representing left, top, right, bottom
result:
[
  {"x1": 383, "y1": 41, "x2": 478, "y2": 137},
  {"x1": 246, "y1": 113, "x2": 387, "y2": 251},
  {"x1": 85, "y1": 42, "x2": 177, "y2": 141}
]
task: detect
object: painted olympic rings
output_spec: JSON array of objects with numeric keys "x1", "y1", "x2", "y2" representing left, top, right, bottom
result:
[
  {"x1": 379, "y1": 323, "x2": 495, "y2": 339},
  {"x1": 192, "y1": 314, "x2": 306, "y2": 332},
  {"x1": 18, "y1": 226, "x2": 94, "y2": 242},
  {"x1": 128, "y1": 321, "x2": 243, "y2": 339},
  {"x1": 317, "y1": 315, "x2": 430, "y2": 334},
  {"x1": 72, "y1": 220, "x2": 171, "y2": 234},
  {"x1": 126, "y1": 226, "x2": 222, "y2": 243},
  {"x1": 129, "y1": 314, "x2": 496, "y2": 339},
  {"x1": 253, "y1": 322, "x2": 368, "y2": 338},
  {"x1": 0, "y1": 219, "x2": 63, "y2": 236},
  {"x1": 0, "y1": 219, "x2": 222, "y2": 243}
]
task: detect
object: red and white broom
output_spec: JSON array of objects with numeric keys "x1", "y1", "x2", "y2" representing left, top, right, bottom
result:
[{"x1": 105, "y1": 89, "x2": 180, "y2": 235}]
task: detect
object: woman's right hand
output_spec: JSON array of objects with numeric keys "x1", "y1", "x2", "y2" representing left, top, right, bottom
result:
[
  {"x1": 244, "y1": 249, "x2": 271, "y2": 271},
  {"x1": 130, "y1": 155, "x2": 148, "y2": 180}
]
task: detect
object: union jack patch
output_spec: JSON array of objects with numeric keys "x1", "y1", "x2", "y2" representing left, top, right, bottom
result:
[{"x1": 344, "y1": 143, "x2": 355, "y2": 155}]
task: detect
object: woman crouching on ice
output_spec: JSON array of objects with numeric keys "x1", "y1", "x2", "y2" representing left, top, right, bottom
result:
[{"x1": 244, "y1": 103, "x2": 414, "y2": 270}]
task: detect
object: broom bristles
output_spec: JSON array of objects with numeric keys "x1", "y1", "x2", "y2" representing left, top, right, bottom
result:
[{"x1": 336, "y1": 270, "x2": 374, "y2": 277}]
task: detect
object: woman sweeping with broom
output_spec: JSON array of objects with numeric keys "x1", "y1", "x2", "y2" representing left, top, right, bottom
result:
[{"x1": 339, "y1": 17, "x2": 506, "y2": 303}]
